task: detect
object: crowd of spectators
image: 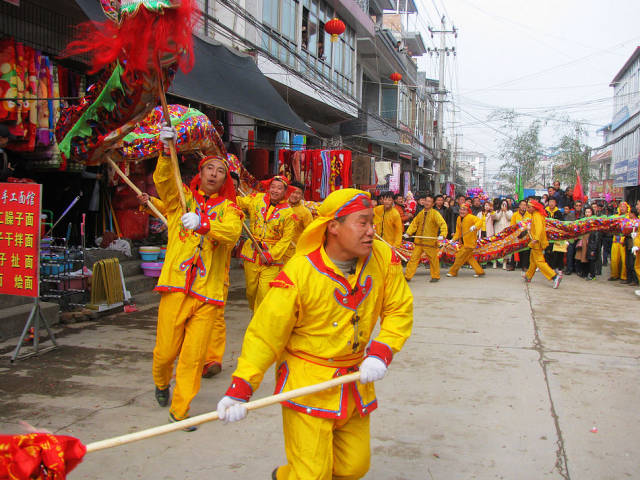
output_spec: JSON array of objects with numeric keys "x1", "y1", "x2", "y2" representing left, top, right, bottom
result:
[{"x1": 370, "y1": 181, "x2": 640, "y2": 294}]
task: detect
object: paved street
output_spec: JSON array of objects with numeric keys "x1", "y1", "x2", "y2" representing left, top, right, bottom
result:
[{"x1": 1, "y1": 267, "x2": 639, "y2": 479}]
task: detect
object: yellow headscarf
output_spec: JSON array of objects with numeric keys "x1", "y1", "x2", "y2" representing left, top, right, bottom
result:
[{"x1": 296, "y1": 189, "x2": 372, "y2": 256}]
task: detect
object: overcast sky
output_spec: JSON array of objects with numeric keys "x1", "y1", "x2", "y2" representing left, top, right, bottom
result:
[{"x1": 412, "y1": 0, "x2": 640, "y2": 177}]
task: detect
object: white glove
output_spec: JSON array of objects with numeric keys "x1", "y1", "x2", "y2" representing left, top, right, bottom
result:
[
  {"x1": 402, "y1": 233, "x2": 409, "y2": 239},
  {"x1": 159, "y1": 122, "x2": 177, "y2": 149},
  {"x1": 469, "y1": 225, "x2": 477, "y2": 232},
  {"x1": 217, "y1": 396, "x2": 248, "y2": 423},
  {"x1": 632, "y1": 232, "x2": 638, "y2": 239},
  {"x1": 437, "y1": 235, "x2": 444, "y2": 241},
  {"x1": 632, "y1": 246, "x2": 639, "y2": 255},
  {"x1": 181, "y1": 212, "x2": 200, "y2": 230},
  {"x1": 359, "y1": 356, "x2": 387, "y2": 384}
]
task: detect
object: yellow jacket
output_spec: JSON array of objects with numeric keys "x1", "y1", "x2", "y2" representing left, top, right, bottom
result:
[
  {"x1": 226, "y1": 241, "x2": 413, "y2": 418},
  {"x1": 373, "y1": 205, "x2": 403, "y2": 247},
  {"x1": 237, "y1": 193, "x2": 296, "y2": 266},
  {"x1": 153, "y1": 153, "x2": 243, "y2": 304},
  {"x1": 405, "y1": 208, "x2": 447, "y2": 247},
  {"x1": 139, "y1": 196, "x2": 167, "y2": 218},
  {"x1": 453, "y1": 214, "x2": 482, "y2": 248},
  {"x1": 284, "y1": 202, "x2": 314, "y2": 260},
  {"x1": 528, "y1": 211, "x2": 549, "y2": 250},
  {"x1": 511, "y1": 210, "x2": 531, "y2": 226}
]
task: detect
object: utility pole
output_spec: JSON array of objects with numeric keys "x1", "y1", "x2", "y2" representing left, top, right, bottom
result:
[{"x1": 428, "y1": 17, "x2": 457, "y2": 194}]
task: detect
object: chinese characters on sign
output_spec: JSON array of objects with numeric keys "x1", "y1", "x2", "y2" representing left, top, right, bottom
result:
[{"x1": 0, "y1": 183, "x2": 41, "y2": 297}]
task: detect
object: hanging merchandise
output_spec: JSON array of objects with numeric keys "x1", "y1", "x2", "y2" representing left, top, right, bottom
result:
[
  {"x1": 273, "y1": 148, "x2": 353, "y2": 201},
  {"x1": 375, "y1": 161, "x2": 392, "y2": 186}
]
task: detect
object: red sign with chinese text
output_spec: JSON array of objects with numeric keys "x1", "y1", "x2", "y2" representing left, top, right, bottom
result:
[{"x1": 0, "y1": 183, "x2": 41, "y2": 297}]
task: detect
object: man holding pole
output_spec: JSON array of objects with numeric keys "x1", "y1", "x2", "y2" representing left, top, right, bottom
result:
[
  {"x1": 152, "y1": 125, "x2": 243, "y2": 428},
  {"x1": 524, "y1": 199, "x2": 562, "y2": 288},
  {"x1": 237, "y1": 176, "x2": 296, "y2": 311},
  {"x1": 403, "y1": 194, "x2": 447, "y2": 283},
  {"x1": 283, "y1": 180, "x2": 313, "y2": 263},
  {"x1": 216, "y1": 188, "x2": 413, "y2": 480},
  {"x1": 373, "y1": 191, "x2": 403, "y2": 247},
  {"x1": 446, "y1": 203, "x2": 484, "y2": 278}
]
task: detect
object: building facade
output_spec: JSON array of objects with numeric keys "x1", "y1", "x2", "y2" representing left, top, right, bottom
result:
[{"x1": 608, "y1": 46, "x2": 640, "y2": 204}]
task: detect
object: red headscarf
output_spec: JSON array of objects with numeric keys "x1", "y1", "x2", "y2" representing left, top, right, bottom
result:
[
  {"x1": 528, "y1": 200, "x2": 547, "y2": 217},
  {"x1": 189, "y1": 155, "x2": 236, "y2": 203},
  {"x1": 260, "y1": 176, "x2": 294, "y2": 202}
]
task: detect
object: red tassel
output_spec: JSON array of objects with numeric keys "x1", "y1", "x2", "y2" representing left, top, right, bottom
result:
[{"x1": 64, "y1": 0, "x2": 199, "y2": 75}]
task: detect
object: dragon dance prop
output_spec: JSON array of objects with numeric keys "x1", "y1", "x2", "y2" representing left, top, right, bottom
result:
[
  {"x1": 115, "y1": 104, "x2": 225, "y2": 162},
  {"x1": 401, "y1": 216, "x2": 640, "y2": 264},
  {"x1": 0, "y1": 374, "x2": 360, "y2": 478},
  {"x1": 55, "y1": 0, "x2": 198, "y2": 167}
]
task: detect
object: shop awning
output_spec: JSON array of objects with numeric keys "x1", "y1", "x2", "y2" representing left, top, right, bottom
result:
[{"x1": 74, "y1": 0, "x2": 314, "y2": 136}]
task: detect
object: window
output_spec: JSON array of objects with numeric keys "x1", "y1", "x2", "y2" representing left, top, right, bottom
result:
[{"x1": 263, "y1": 0, "x2": 298, "y2": 68}]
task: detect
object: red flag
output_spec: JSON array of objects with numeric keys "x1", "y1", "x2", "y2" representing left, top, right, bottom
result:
[{"x1": 573, "y1": 172, "x2": 585, "y2": 203}]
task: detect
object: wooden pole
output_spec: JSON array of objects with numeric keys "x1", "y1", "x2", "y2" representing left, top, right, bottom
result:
[
  {"x1": 86, "y1": 372, "x2": 361, "y2": 453},
  {"x1": 157, "y1": 75, "x2": 187, "y2": 214},
  {"x1": 235, "y1": 186, "x2": 271, "y2": 263},
  {"x1": 107, "y1": 158, "x2": 168, "y2": 226},
  {"x1": 375, "y1": 233, "x2": 408, "y2": 262}
]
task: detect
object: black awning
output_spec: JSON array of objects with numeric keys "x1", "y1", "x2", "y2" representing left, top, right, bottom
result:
[
  {"x1": 171, "y1": 37, "x2": 314, "y2": 135},
  {"x1": 74, "y1": 0, "x2": 313, "y2": 135}
]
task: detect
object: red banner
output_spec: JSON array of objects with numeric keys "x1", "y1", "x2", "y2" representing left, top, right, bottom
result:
[{"x1": 0, "y1": 183, "x2": 41, "y2": 297}]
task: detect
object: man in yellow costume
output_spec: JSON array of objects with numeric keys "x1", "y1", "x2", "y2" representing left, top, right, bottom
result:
[
  {"x1": 152, "y1": 125, "x2": 243, "y2": 429},
  {"x1": 373, "y1": 191, "x2": 403, "y2": 247},
  {"x1": 283, "y1": 180, "x2": 313, "y2": 263},
  {"x1": 523, "y1": 199, "x2": 562, "y2": 288},
  {"x1": 507, "y1": 200, "x2": 532, "y2": 271},
  {"x1": 216, "y1": 188, "x2": 413, "y2": 480},
  {"x1": 446, "y1": 203, "x2": 484, "y2": 278},
  {"x1": 238, "y1": 176, "x2": 296, "y2": 311},
  {"x1": 609, "y1": 201, "x2": 630, "y2": 282},
  {"x1": 404, "y1": 194, "x2": 447, "y2": 282}
]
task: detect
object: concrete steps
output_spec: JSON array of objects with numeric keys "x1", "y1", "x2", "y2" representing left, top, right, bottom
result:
[{"x1": 0, "y1": 300, "x2": 59, "y2": 342}]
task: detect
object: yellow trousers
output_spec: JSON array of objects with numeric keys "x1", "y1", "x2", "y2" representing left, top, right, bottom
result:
[
  {"x1": 244, "y1": 261, "x2": 281, "y2": 311},
  {"x1": 204, "y1": 285, "x2": 227, "y2": 366},
  {"x1": 635, "y1": 252, "x2": 640, "y2": 281},
  {"x1": 610, "y1": 243, "x2": 627, "y2": 280},
  {"x1": 275, "y1": 393, "x2": 370, "y2": 480},
  {"x1": 152, "y1": 292, "x2": 221, "y2": 420},
  {"x1": 448, "y1": 247, "x2": 484, "y2": 276},
  {"x1": 405, "y1": 245, "x2": 440, "y2": 280},
  {"x1": 526, "y1": 247, "x2": 556, "y2": 281}
]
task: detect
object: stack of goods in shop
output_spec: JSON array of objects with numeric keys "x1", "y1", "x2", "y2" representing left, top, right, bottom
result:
[
  {"x1": 0, "y1": 37, "x2": 86, "y2": 171},
  {"x1": 277, "y1": 149, "x2": 353, "y2": 201}
]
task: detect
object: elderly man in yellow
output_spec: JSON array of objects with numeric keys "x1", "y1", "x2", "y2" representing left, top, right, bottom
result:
[
  {"x1": 373, "y1": 191, "x2": 403, "y2": 247},
  {"x1": 404, "y1": 194, "x2": 447, "y2": 283},
  {"x1": 216, "y1": 188, "x2": 413, "y2": 480},
  {"x1": 283, "y1": 180, "x2": 313, "y2": 263},
  {"x1": 609, "y1": 201, "x2": 630, "y2": 281},
  {"x1": 523, "y1": 200, "x2": 562, "y2": 288},
  {"x1": 446, "y1": 203, "x2": 484, "y2": 278},
  {"x1": 151, "y1": 125, "x2": 243, "y2": 430},
  {"x1": 237, "y1": 176, "x2": 296, "y2": 311}
]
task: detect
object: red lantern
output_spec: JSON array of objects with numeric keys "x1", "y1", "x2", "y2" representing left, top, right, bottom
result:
[
  {"x1": 325, "y1": 18, "x2": 346, "y2": 42},
  {"x1": 390, "y1": 72, "x2": 402, "y2": 84}
]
